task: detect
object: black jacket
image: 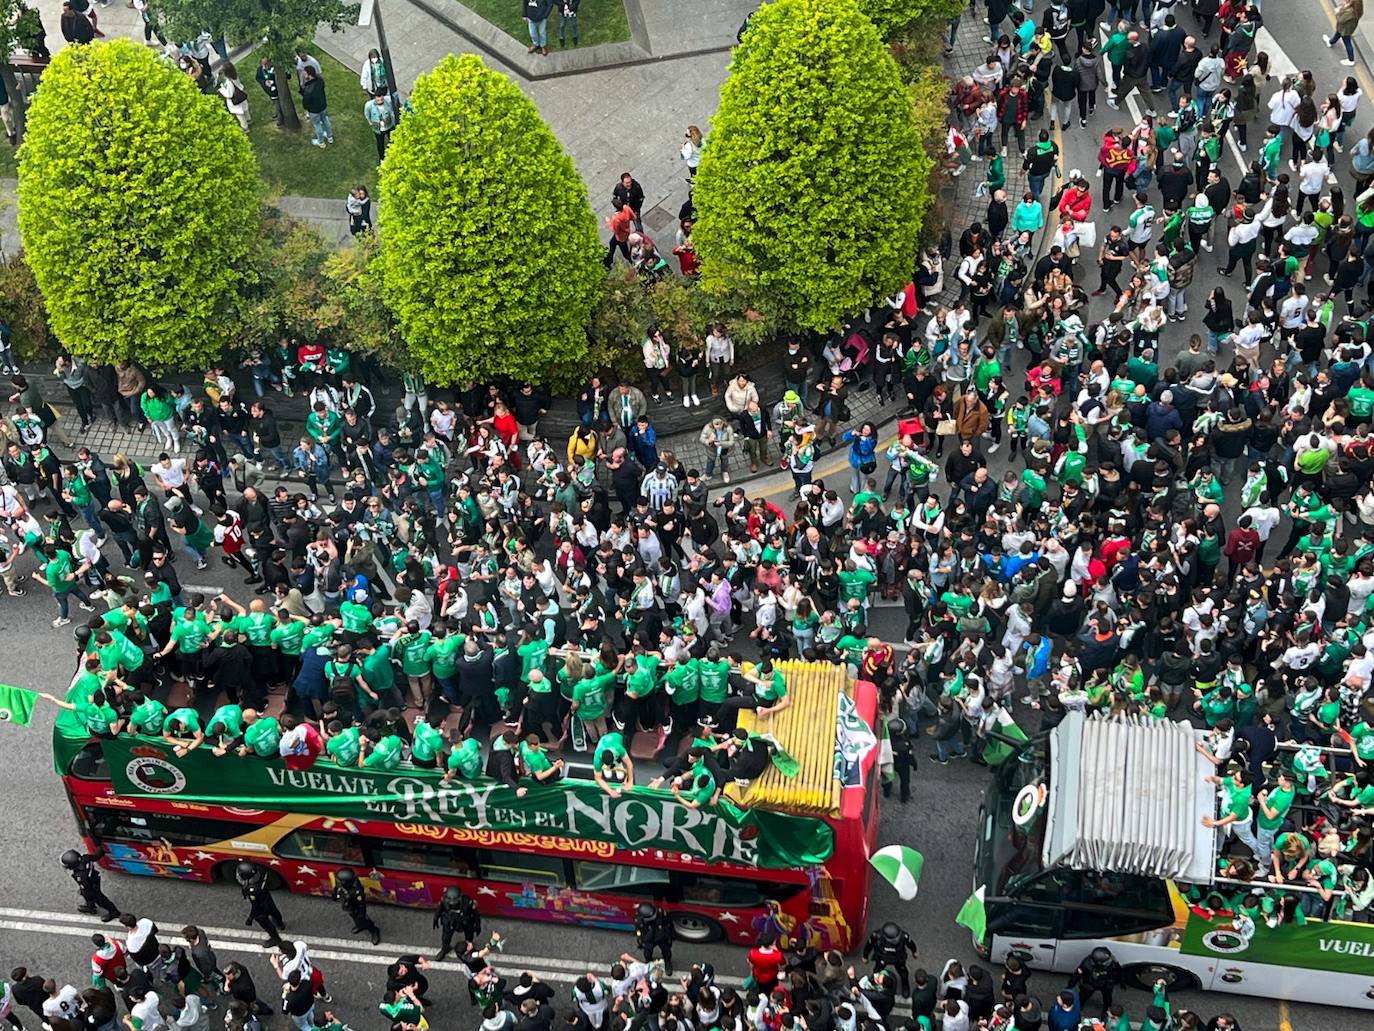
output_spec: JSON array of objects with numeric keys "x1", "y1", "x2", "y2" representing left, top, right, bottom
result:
[{"x1": 300, "y1": 75, "x2": 327, "y2": 114}]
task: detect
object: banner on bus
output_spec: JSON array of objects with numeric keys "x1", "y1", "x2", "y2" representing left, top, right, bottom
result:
[
  {"x1": 102, "y1": 738, "x2": 835, "y2": 870},
  {"x1": 1180, "y1": 907, "x2": 1374, "y2": 976}
]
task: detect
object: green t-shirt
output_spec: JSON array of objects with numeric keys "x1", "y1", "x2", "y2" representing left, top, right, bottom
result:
[
  {"x1": 303, "y1": 624, "x2": 337, "y2": 649},
  {"x1": 326, "y1": 726, "x2": 362, "y2": 766},
  {"x1": 129, "y1": 697, "x2": 168, "y2": 735},
  {"x1": 208, "y1": 704, "x2": 244, "y2": 739},
  {"x1": 1257, "y1": 784, "x2": 1295, "y2": 831},
  {"x1": 573, "y1": 672, "x2": 614, "y2": 720},
  {"x1": 164, "y1": 707, "x2": 202, "y2": 736},
  {"x1": 97, "y1": 632, "x2": 145, "y2": 673},
  {"x1": 361, "y1": 645, "x2": 396, "y2": 691},
  {"x1": 837, "y1": 568, "x2": 877, "y2": 602},
  {"x1": 79, "y1": 700, "x2": 118, "y2": 735},
  {"x1": 518, "y1": 640, "x2": 550, "y2": 683},
  {"x1": 521, "y1": 742, "x2": 554, "y2": 773},
  {"x1": 835, "y1": 634, "x2": 868, "y2": 669},
  {"x1": 339, "y1": 599, "x2": 373, "y2": 635},
  {"x1": 398, "y1": 632, "x2": 433, "y2": 677},
  {"x1": 446, "y1": 739, "x2": 483, "y2": 779},
  {"x1": 754, "y1": 668, "x2": 787, "y2": 703},
  {"x1": 596, "y1": 731, "x2": 627, "y2": 762},
  {"x1": 170, "y1": 612, "x2": 212, "y2": 653},
  {"x1": 412, "y1": 721, "x2": 445, "y2": 762},
  {"x1": 664, "y1": 659, "x2": 699, "y2": 704},
  {"x1": 244, "y1": 717, "x2": 281, "y2": 757},
  {"x1": 45, "y1": 552, "x2": 76, "y2": 593},
  {"x1": 626, "y1": 655, "x2": 660, "y2": 698},
  {"x1": 271, "y1": 620, "x2": 307, "y2": 656},
  {"x1": 426, "y1": 635, "x2": 463, "y2": 680},
  {"x1": 697, "y1": 659, "x2": 731, "y2": 704},
  {"x1": 1222, "y1": 780, "x2": 1252, "y2": 823},
  {"x1": 231, "y1": 611, "x2": 275, "y2": 647},
  {"x1": 363, "y1": 734, "x2": 404, "y2": 769}
]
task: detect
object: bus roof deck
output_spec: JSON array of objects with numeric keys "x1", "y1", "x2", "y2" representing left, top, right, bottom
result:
[
  {"x1": 1043, "y1": 711, "x2": 1218, "y2": 885},
  {"x1": 726, "y1": 660, "x2": 853, "y2": 817}
]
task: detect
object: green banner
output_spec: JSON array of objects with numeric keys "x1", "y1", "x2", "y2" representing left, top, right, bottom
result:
[
  {"x1": 1180, "y1": 908, "x2": 1374, "y2": 976},
  {"x1": 100, "y1": 738, "x2": 834, "y2": 869}
]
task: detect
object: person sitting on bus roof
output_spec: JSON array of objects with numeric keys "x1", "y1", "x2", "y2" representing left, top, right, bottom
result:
[
  {"x1": 671, "y1": 771, "x2": 719, "y2": 810},
  {"x1": 705, "y1": 658, "x2": 790, "y2": 734},
  {"x1": 520, "y1": 734, "x2": 564, "y2": 787},
  {"x1": 721, "y1": 728, "x2": 773, "y2": 789},
  {"x1": 324, "y1": 719, "x2": 363, "y2": 767},
  {"x1": 279, "y1": 714, "x2": 323, "y2": 770},
  {"x1": 441, "y1": 737, "x2": 483, "y2": 784},
  {"x1": 360, "y1": 726, "x2": 404, "y2": 771},
  {"x1": 593, "y1": 736, "x2": 634, "y2": 798},
  {"x1": 488, "y1": 731, "x2": 528, "y2": 798},
  {"x1": 162, "y1": 706, "x2": 204, "y2": 756}
]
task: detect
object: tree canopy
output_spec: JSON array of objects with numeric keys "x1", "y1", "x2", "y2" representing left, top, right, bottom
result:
[
  {"x1": 856, "y1": 0, "x2": 964, "y2": 38},
  {"x1": 378, "y1": 53, "x2": 603, "y2": 386},
  {"x1": 692, "y1": 0, "x2": 930, "y2": 332},
  {"x1": 17, "y1": 40, "x2": 260, "y2": 370}
]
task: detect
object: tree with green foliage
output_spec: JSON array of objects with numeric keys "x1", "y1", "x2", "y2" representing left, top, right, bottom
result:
[
  {"x1": 378, "y1": 53, "x2": 602, "y2": 386},
  {"x1": 17, "y1": 40, "x2": 259, "y2": 370},
  {"x1": 693, "y1": 0, "x2": 930, "y2": 332},
  {"x1": 152, "y1": 0, "x2": 359, "y2": 131},
  {"x1": 856, "y1": 0, "x2": 963, "y2": 38}
]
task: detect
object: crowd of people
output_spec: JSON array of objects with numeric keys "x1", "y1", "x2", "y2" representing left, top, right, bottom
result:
[{"x1": 4, "y1": 0, "x2": 1374, "y2": 1026}]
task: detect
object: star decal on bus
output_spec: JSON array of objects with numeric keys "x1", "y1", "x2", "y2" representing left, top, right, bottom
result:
[
  {"x1": 191, "y1": 852, "x2": 214, "y2": 861},
  {"x1": 717, "y1": 913, "x2": 739, "y2": 923},
  {"x1": 296, "y1": 865, "x2": 317, "y2": 875},
  {"x1": 477, "y1": 886, "x2": 498, "y2": 896}
]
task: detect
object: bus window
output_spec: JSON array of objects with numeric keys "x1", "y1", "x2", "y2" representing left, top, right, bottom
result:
[
  {"x1": 479, "y1": 851, "x2": 566, "y2": 887},
  {"x1": 277, "y1": 830, "x2": 365, "y2": 866},
  {"x1": 1079, "y1": 872, "x2": 1172, "y2": 919},
  {"x1": 1062, "y1": 904, "x2": 1172, "y2": 940},
  {"x1": 69, "y1": 744, "x2": 110, "y2": 781},
  {"x1": 373, "y1": 841, "x2": 479, "y2": 879},
  {"x1": 680, "y1": 874, "x2": 767, "y2": 907},
  {"x1": 574, "y1": 862, "x2": 670, "y2": 896},
  {"x1": 987, "y1": 901, "x2": 1062, "y2": 939},
  {"x1": 85, "y1": 809, "x2": 227, "y2": 847}
]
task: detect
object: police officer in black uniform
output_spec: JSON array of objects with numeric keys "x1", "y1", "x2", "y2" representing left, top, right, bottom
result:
[
  {"x1": 433, "y1": 886, "x2": 481, "y2": 961},
  {"x1": 334, "y1": 867, "x2": 381, "y2": 945},
  {"x1": 862, "y1": 921, "x2": 919, "y2": 996},
  {"x1": 633, "y1": 902, "x2": 673, "y2": 974},
  {"x1": 60, "y1": 848, "x2": 119, "y2": 921},
  {"x1": 236, "y1": 861, "x2": 285, "y2": 948},
  {"x1": 1069, "y1": 946, "x2": 1122, "y2": 1016}
]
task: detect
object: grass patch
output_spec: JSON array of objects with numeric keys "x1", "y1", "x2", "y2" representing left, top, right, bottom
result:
[
  {"x1": 242, "y1": 47, "x2": 379, "y2": 200},
  {"x1": 458, "y1": 0, "x2": 630, "y2": 48}
]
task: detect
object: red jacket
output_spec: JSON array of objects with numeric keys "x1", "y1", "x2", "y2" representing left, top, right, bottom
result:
[
  {"x1": 996, "y1": 87, "x2": 1029, "y2": 128},
  {"x1": 1058, "y1": 186, "x2": 1092, "y2": 222},
  {"x1": 1223, "y1": 527, "x2": 1260, "y2": 563}
]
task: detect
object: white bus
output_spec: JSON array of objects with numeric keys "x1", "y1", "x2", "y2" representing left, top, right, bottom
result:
[{"x1": 970, "y1": 711, "x2": 1374, "y2": 1010}]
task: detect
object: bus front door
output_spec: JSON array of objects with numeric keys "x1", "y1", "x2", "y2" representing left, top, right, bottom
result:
[{"x1": 987, "y1": 901, "x2": 1065, "y2": 972}]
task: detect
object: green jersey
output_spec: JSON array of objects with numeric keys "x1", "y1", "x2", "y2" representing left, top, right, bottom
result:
[
  {"x1": 394, "y1": 631, "x2": 431, "y2": 677},
  {"x1": 664, "y1": 659, "x2": 700, "y2": 704},
  {"x1": 44, "y1": 551, "x2": 76, "y2": 593},
  {"x1": 573, "y1": 672, "x2": 614, "y2": 720},
  {"x1": 411, "y1": 721, "x2": 445, "y2": 762},
  {"x1": 78, "y1": 700, "x2": 118, "y2": 735},
  {"x1": 326, "y1": 726, "x2": 362, "y2": 766},
  {"x1": 129, "y1": 697, "x2": 168, "y2": 735},
  {"x1": 518, "y1": 639, "x2": 550, "y2": 683},
  {"x1": 363, "y1": 734, "x2": 404, "y2": 769},
  {"x1": 244, "y1": 717, "x2": 281, "y2": 758},
  {"x1": 361, "y1": 645, "x2": 396, "y2": 691},
  {"x1": 234, "y1": 611, "x2": 275, "y2": 647},
  {"x1": 626, "y1": 655, "x2": 661, "y2": 698},
  {"x1": 270, "y1": 620, "x2": 306, "y2": 656},
  {"x1": 426, "y1": 635, "x2": 463, "y2": 680},
  {"x1": 837, "y1": 568, "x2": 876, "y2": 602},
  {"x1": 339, "y1": 600, "x2": 373, "y2": 635},
  {"x1": 170, "y1": 612, "x2": 212, "y2": 653},
  {"x1": 697, "y1": 659, "x2": 731, "y2": 704},
  {"x1": 207, "y1": 704, "x2": 244, "y2": 739},
  {"x1": 1256, "y1": 784, "x2": 1295, "y2": 831},
  {"x1": 302, "y1": 624, "x2": 337, "y2": 650},
  {"x1": 521, "y1": 742, "x2": 554, "y2": 773},
  {"x1": 446, "y1": 739, "x2": 483, "y2": 779},
  {"x1": 595, "y1": 731, "x2": 627, "y2": 763},
  {"x1": 97, "y1": 632, "x2": 144, "y2": 673},
  {"x1": 164, "y1": 707, "x2": 202, "y2": 736}
]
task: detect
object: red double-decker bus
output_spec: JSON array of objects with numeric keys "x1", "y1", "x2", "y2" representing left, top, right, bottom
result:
[{"x1": 55, "y1": 661, "x2": 879, "y2": 949}]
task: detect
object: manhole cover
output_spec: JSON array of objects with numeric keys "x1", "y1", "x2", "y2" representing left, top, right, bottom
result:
[{"x1": 643, "y1": 206, "x2": 675, "y2": 231}]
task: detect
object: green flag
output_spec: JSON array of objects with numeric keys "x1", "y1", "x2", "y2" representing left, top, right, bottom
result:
[
  {"x1": 0, "y1": 684, "x2": 37, "y2": 726},
  {"x1": 956, "y1": 886, "x2": 987, "y2": 944}
]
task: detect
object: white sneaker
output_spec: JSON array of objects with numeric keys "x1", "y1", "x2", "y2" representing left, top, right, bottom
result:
[
  {"x1": 1324, "y1": 34, "x2": 1334, "y2": 45},
  {"x1": 52, "y1": 616, "x2": 71, "y2": 628},
  {"x1": 683, "y1": 395, "x2": 691, "y2": 408},
  {"x1": 988, "y1": 442, "x2": 1000, "y2": 453},
  {"x1": 1342, "y1": 58, "x2": 1356, "y2": 66},
  {"x1": 78, "y1": 602, "x2": 95, "y2": 612},
  {"x1": 722, "y1": 471, "x2": 731, "y2": 483},
  {"x1": 692, "y1": 394, "x2": 700, "y2": 406}
]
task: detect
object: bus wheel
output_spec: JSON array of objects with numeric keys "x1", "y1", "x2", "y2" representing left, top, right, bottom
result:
[
  {"x1": 669, "y1": 912, "x2": 723, "y2": 943},
  {"x1": 216, "y1": 860, "x2": 286, "y2": 892},
  {"x1": 1122, "y1": 962, "x2": 1198, "y2": 993}
]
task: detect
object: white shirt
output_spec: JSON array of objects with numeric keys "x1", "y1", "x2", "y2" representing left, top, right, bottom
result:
[
  {"x1": 130, "y1": 991, "x2": 165, "y2": 1031},
  {"x1": 127, "y1": 917, "x2": 157, "y2": 953},
  {"x1": 1299, "y1": 159, "x2": 1330, "y2": 194},
  {"x1": 154, "y1": 459, "x2": 187, "y2": 488},
  {"x1": 42, "y1": 985, "x2": 80, "y2": 1022}
]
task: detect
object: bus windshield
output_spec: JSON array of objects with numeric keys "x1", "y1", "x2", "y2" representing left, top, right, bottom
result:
[{"x1": 979, "y1": 739, "x2": 1046, "y2": 895}]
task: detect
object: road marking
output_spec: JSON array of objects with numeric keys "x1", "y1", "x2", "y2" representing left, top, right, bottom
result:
[
  {"x1": 1254, "y1": 27, "x2": 1298, "y2": 80},
  {"x1": 1278, "y1": 999, "x2": 1292, "y2": 1031}
]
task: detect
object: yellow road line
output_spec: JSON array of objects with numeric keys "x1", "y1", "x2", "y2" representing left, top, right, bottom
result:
[{"x1": 1278, "y1": 999, "x2": 1293, "y2": 1031}]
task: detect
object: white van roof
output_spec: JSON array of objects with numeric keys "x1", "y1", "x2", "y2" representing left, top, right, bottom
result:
[{"x1": 1041, "y1": 711, "x2": 1217, "y2": 884}]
